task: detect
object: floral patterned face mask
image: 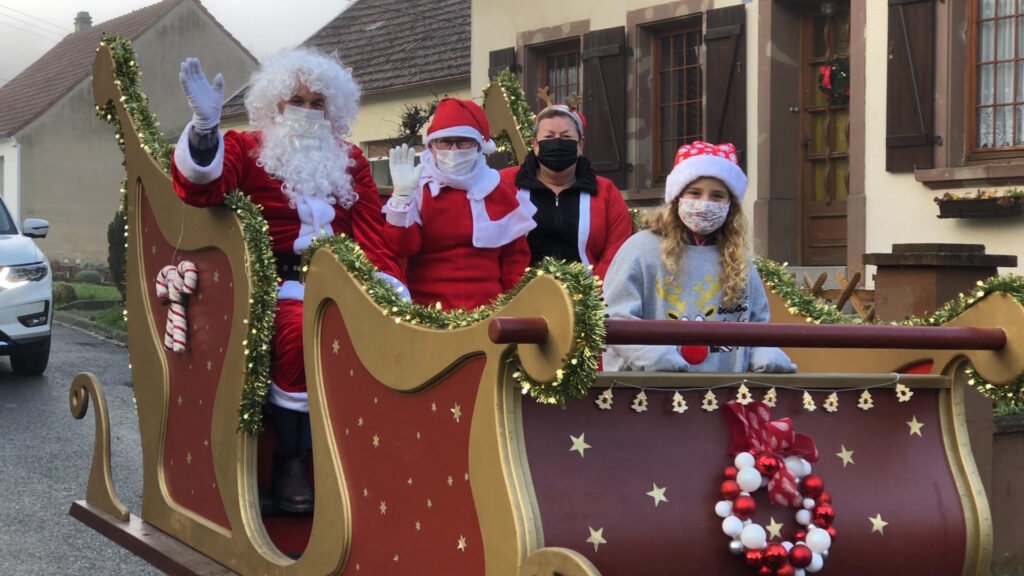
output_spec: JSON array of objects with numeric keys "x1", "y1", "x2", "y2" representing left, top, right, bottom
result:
[{"x1": 678, "y1": 198, "x2": 730, "y2": 235}]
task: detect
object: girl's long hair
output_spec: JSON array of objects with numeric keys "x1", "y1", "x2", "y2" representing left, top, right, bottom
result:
[{"x1": 645, "y1": 193, "x2": 749, "y2": 307}]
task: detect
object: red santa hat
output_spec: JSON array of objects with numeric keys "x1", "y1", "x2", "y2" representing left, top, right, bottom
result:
[
  {"x1": 664, "y1": 141, "x2": 747, "y2": 204},
  {"x1": 425, "y1": 98, "x2": 497, "y2": 154}
]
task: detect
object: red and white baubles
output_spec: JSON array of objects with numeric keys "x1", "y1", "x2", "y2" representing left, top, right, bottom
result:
[{"x1": 716, "y1": 451, "x2": 836, "y2": 575}]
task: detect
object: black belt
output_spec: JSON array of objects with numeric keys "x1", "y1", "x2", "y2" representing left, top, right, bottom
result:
[{"x1": 276, "y1": 254, "x2": 303, "y2": 281}]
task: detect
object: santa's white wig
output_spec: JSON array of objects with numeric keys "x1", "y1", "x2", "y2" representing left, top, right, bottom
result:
[{"x1": 245, "y1": 47, "x2": 360, "y2": 137}]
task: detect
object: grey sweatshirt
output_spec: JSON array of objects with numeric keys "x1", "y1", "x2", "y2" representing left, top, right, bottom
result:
[{"x1": 602, "y1": 230, "x2": 795, "y2": 373}]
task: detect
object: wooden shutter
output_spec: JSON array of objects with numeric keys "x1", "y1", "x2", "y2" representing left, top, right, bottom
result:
[
  {"x1": 886, "y1": 0, "x2": 936, "y2": 172},
  {"x1": 488, "y1": 47, "x2": 518, "y2": 78},
  {"x1": 705, "y1": 4, "x2": 747, "y2": 169},
  {"x1": 582, "y1": 26, "x2": 628, "y2": 188}
]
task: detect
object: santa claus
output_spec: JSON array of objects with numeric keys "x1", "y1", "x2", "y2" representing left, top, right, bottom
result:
[
  {"x1": 171, "y1": 48, "x2": 405, "y2": 514},
  {"x1": 382, "y1": 98, "x2": 535, "y2": 309}
]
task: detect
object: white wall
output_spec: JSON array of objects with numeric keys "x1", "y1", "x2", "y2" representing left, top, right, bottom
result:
[
  {"x1": 861, "y1": 7, "x2": 1023, "y2": 277},
  {"x1": 0, "y1": 139, "x2": 18, "y2": 220},
  {"x1": 352, "y1": 80, "x2": 472, "y2": 149}
]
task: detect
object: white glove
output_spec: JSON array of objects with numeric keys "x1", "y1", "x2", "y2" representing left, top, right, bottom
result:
[
  {"x1": 388, "y1": 144, "x2": 423, "y2": 207},
  {"x1": 749, "y1": 347, "x2": 798, "y2": 373},
  {"x1": 179, "y1": 57, "x2": 224, "y2": 132}
]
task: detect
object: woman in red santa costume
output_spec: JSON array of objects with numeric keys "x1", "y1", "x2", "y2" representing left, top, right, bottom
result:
[
  {"x1": 171, "y1": 48, "x2": 405, "y2": 514},
  {"x1": 382, "y1": 98, "x2": 535, "y2": 310},
  {"x1": 499, "y1": 104, "x2": 632, "y2": 281}
]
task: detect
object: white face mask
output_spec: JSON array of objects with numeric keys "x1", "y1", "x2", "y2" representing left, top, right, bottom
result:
[
  {"x1": 433, "y1": 149, "x2": 479, "y2": 177},
  {"x1": 678, "y1": 198, "x2": 730, "y2": 235},
  {"x1": 278, "y1": 105, "x2": 329, "y2": 136}
]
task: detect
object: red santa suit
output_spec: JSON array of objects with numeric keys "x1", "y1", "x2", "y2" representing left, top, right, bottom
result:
[
  {"x1": 172, "y1": 127, "x2": 403, "y2": 411},
  {"x1": 500, "y1": 160, "x2": 631, "y2": 280},
  {"x1": 382, "y1": 98, "x2": 535, "y2": 310},
  {"x1": 384, "y1": 179, "x2": 532, "y2": 310}
]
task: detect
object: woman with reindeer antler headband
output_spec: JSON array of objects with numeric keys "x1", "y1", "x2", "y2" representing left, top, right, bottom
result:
[{"x1": 498, "y1": 90, "x2": 632, "y2": 281}]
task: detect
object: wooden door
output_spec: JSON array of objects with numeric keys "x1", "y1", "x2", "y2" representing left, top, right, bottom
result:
[{"x1": 800, "y1": 4, "x2": 850, "y2": 266}]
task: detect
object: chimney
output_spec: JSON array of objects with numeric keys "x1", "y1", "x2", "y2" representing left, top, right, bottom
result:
[{"x1": 74, "y1": 11, "x2": 92, "y2": 32}]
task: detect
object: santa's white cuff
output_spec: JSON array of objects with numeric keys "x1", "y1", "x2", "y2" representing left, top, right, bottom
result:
[
  {"x1": 269, "y1": 383, "x2": 309, "y2": 412},
  {"x1": 277, "y1": 280, "x2": 305, "y2": 301},
  {"x1": 174, "y1": 122, "x2": 224, "y2": 184},
  {"x1": 383, "y1": 197, "x2": 420, "y2": 227}
]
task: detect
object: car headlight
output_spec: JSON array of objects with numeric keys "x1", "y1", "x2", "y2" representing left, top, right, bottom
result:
[{"x1": 0, "y1": 263, "x2": 49, "y2": 289}]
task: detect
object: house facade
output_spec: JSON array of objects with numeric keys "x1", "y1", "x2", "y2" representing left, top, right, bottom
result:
[
  {"x1": 0, "y1": 0, "x2": 257, "y2": 264},
  {"x1": 471, "y1": 0, "x2": 1024, "y2": 279}
]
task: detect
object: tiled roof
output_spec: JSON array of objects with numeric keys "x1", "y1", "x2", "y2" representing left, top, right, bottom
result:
[
  {"x1": 307, "y1": 0, "x2": 470, "y2": 93},
  {"x1": 222, "y1": 0, "x2": 470, "y2": 119},
  {"x1": 0, "y1": 0, "x2": 255, "y2": 136}
]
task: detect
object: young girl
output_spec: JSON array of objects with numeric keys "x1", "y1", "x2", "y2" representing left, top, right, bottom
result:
[{"x1": 602, "y1": 141, "x2": 795, "y2": 373}]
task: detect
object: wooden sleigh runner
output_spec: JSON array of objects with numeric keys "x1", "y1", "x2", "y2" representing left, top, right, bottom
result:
[{"x1": 71, "y1": 39, "x2": 1024, "y2": 575}]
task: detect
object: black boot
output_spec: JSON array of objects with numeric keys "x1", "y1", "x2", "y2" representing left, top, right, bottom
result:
[
  {"x1": 271, "y1": 407, "x2": 314, "y2": 515},
  {"x1": 271, "y1": 455, "x2": 313, "y2": 514}
]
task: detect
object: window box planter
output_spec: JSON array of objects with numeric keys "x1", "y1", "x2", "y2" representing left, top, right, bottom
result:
[{"x1": 935, "y1": 196, "x2": 1024, "y2": 219}]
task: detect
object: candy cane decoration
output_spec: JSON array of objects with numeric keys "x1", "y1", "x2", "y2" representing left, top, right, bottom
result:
[{"x1": 155, "y1": 261, "x2": 198, "y2": 352}]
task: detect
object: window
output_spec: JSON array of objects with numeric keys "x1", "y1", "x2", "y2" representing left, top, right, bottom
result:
[
  {"x1": 914, "y1": 0, "x2": 1024, "y2": 183},
  {"x1": 653, "y1": 22, "x2": 704, "y2": 181},
  {"x1": 632, "y1": 4, "x2": 744, "y2": 194},
  {"x1": 525, "y1": 39, "x2": 583, "y2": 111},
  {"x1": 540, "y1": 49, "x2": 580, "y2": 106},
  {"x1": 361, "y1": 139, "x2": 420, "y2": 190},
  {"x1": 971, "y1": 0, "x2": 1024, "y2": 152}
]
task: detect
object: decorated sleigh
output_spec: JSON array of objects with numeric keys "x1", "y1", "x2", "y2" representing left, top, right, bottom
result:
[{"x1": 70, "y1": 38, "x2": 1024, "y2": 576}]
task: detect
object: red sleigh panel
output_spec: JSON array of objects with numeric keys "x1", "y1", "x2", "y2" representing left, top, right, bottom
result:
[
  {"x1": 521, "y1": 380, "x2": 968, "y2": 575},
  {"x1": 316, "y1": 304, "x2": 486, "y2": 574},
  {"x1": 140, "y1": 186, "x2": 232, "y2": 530}
]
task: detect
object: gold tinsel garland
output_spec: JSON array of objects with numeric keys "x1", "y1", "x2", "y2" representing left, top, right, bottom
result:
[
  {"x1": 756, "y1": 257, "x2": 1024, "y2": 407},
  {"x1": 225, "y1": 191, "x2": 280, "y2": 433},
  {"x1": 99, "y1": 35, "x2": 280, "y2": 433},
  {"x1": 483, "y1": 68, "x2": 535, "y2": 164},
  {"x1": 300, "y1": 236, "x2": 606, "y2": 406}
]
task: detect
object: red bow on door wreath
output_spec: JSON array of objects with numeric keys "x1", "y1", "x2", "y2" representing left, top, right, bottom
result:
[
  {"x1": 716, "y1": 401, "x2": 836, "y2": 575},
  {"x1": 817, "y1": 57, "x2": 850, "y2": 106},
  {"x1": 155, "y1": 261, "x2": 198, "y2": 353}
]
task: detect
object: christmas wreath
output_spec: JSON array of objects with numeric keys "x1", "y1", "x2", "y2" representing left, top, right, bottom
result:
[
  {"x1": 716, "y1": 401, "x2": 836, "y2": 575},
  {"x1": 817, "y1": 57, "x2": 850, "y2": 106}
]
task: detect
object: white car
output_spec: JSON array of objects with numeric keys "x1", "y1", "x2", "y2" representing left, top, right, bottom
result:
[{"x1": 0, "y1": 196, "x2": 51, "y2": 374}]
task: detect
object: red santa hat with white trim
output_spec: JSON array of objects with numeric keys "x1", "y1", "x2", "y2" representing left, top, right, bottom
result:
[
  {"x1": 664, "y1": 141, "x2": 747, "y2": 204},
  {"x1": 425, "y1": 98, "x2": 497, "y2": 154}
]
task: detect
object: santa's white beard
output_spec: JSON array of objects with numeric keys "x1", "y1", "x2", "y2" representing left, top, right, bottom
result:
[{"x1": 256, "y1": 111, "x2": 357, "y2": 209}]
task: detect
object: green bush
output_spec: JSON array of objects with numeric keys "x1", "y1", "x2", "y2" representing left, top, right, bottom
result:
[
  {"x1": 64, "y1": 282, "x2": 121, "y2": 301},
  {"x1": 74, "y1": 269, "x2": 103, "y2": 284},
  {"x1": 53, "y1": 282, "x2": 77, "y2": 305},
  {"x1": 90, "y1": 306, "x2": 126, "y2": 331},
  {"x1": 107, "y1": 208, "x2": 127, "y2": 302}
]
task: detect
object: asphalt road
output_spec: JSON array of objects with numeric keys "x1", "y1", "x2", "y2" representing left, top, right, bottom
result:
[{"x1": 0, "y1": 323, "x2": 159, "y2": 575}]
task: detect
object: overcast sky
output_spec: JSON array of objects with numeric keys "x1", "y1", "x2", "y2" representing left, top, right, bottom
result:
[{"x1": 0, "y1": 1, "x2": 354, "y2": 85}]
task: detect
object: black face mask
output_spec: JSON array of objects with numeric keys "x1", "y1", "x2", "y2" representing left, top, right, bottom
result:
[{"x1": 536, "y1": 138, "x2": 579, "y2": 172}]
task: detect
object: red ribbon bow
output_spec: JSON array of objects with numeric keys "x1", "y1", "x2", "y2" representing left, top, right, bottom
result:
[
  {"x1": 819, "y1": 65, "x2": 833, "y2": 91},
  {"x1": 724, "y1": 401, "x2": 819, "y2": 507}
]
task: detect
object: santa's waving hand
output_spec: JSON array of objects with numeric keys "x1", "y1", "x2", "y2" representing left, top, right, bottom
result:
[{"x1": 178, "y1": 57, "x2": 223, "y2": 132}]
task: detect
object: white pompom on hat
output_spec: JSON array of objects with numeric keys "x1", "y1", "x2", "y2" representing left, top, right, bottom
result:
[
  {"x1": 664, "y1": 141, "x2": 747, "y2": 204},
  {"x1": 425, "y1": 98, "x2": 497, "y2": 154}
]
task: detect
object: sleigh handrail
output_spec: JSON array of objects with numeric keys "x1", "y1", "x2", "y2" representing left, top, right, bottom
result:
[{"x1": 488, "y1": 317, "x2": 1007, "y2": 350}]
